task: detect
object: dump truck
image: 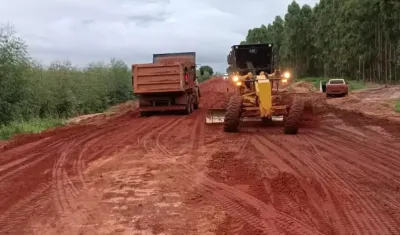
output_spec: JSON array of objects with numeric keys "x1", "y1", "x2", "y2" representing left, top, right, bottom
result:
[{"x1": 132, "y1": 52, "x2": 200, "y2": 116}]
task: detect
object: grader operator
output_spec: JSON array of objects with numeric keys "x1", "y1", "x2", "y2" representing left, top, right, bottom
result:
[{"x1": 206, "y1": 43, "x2": 308, "y2": 134}]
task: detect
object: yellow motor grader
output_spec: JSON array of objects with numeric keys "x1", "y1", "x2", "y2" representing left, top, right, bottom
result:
[{"x1": 206, "y1": 43, "x2": 309, "y2": 134}]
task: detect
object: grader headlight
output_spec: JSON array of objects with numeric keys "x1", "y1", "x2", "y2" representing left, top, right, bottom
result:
[
  {"x1": 283, "y1": 72, "x2": 290, "y2": 79},
  {"x1": 233, "y1": 76, "x2": 239, "y2": 82}
]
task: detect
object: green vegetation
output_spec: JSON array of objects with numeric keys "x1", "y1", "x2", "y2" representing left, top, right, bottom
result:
[
  {"x1": 199, "y1": 65, "x2": 213, "y2": 77},
  {"x1": 0, "y1": 24, "x2": 214, "y2": 139},
  {"x1": 0, "y1": 118, "x2": 64, "y2": 140},
  {"x1": 395, "y1": 101, "x2": 400, "y2": 113},
  {"x1": 299, "y1": 77, "x2": 366, "y2": 91},
  {"x1": 237, "y1": 0, "x2": 400, "y2": 83},
  {"x1": 197, "y1": 66, "x2": 213, "y2": 82},
  {"x1": 348, "y1": 81, "x2": 366, "y2": 91}
]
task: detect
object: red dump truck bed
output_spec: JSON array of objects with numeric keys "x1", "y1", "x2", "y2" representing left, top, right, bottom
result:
[
  {"x1": 132, "y1": 52, "x2": 200, "y2": 116},
  {"x1": 133, "y1": 63, "x2": 193, "y2": 94},
  {"x1": 133, "y1": 52, "x2": 196, "y2": 94}
]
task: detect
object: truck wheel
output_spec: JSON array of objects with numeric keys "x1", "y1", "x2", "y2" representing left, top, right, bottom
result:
[
  {"x1": 190, "y1": 97, "x2": 194, "y2": 112},
  {"x1": 193, "y1": 92, "x2": 199, "y2": 109},
  {"x1": 284, "y1": 97, "x2": 304, "y2": 134},
  {"x1": 223, "y1": 95, "x2": 242, "y2": 132},
  {"x1": 223, "y1": 95, "x2": 231, "y2": 108},
  {"x1": 184, "y1": 95, "x2": 193, "y2": 115}
]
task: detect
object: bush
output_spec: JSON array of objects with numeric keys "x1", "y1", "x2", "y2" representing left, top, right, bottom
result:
[
  {"x1": 0, "y1": 24, "x2": 133, "y2": 126},
  {"x1": 395, "y1": 100, "x2": 400, "y2": 113},
  {"x1": 0, "y1": 118, "x2": 64, "y2": 140}
]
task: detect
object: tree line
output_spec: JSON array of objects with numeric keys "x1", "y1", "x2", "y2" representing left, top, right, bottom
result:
[
  {"x1": 0, "y1": 24, "x2": 214, "y2": 127},
  {"x1": 236, "y1": 0, "x2": 400, "y2": 82}
]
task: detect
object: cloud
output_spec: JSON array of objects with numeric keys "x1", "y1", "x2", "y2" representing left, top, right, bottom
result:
[{"x1": 0, "y1": 0, "x2": 319, "y2": 72}]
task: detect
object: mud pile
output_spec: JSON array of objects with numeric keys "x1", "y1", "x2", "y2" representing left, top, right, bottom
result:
[{"x1": 290, "y1": 81, "x2": 316, "y2": 93}]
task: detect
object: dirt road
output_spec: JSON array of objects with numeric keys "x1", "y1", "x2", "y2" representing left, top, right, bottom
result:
[{"x1": 1, "y1": 78, "x2": 400, "y2": 235}]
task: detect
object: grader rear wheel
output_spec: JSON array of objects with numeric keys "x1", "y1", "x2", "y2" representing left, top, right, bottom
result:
[
  {"x1": 223, "y1": 95, "x2": 242, "y2": 132},
  {"x1": 284, "y1": 97, "x2": 304, "y2": 134}
]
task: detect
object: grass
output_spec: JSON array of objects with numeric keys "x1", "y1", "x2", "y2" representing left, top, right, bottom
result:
[
  {"x1": 0, "y1": 118, "x2": 65, "y2": 140},
  {"x1": 298, "y1": 77, "x2": 366, "y2": 91},
  {"x1": 395, "y1": 100, "x2": 400, "y2": 113}
]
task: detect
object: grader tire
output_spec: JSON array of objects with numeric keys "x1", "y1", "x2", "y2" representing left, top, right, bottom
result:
[
  {"x1": 223, "y1": 95, "x2": 242, "y2": 132},
  {"x1": 223, "y1": 94, "x2": 232, "y2": 108},
  {"x1": 284, "y1": 97, "x2": 304, "y2": 134}
]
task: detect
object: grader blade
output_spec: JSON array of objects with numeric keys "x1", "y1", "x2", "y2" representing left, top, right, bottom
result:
[{"x1": 206, "y1": 108, "x2": 226, "y2": 123}]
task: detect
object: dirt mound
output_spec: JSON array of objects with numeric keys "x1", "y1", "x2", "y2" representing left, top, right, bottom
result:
[
  {"x1": 326, "y1": 86, "x2": 400, "y2": 123},
  {"x1": 290, "y1": 81, "x2": 316, "y2": 93},
  {"x1": 66, "y1": 113, "x2": 105, "y2": 125}
]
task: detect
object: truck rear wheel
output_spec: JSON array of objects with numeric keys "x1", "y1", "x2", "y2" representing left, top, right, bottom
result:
[
  {"x1": 284, "y1": 97, "x2": 304, "y2": 134},
  {"x1": 184, "y1": 94, "x2": 193, "y2": 115},
  {"x1": 193, "y1": 91, "x2": 199, "y2": 109},
  {"x1": 223, "y1": 95, "x2": 242, "y2": 132}
]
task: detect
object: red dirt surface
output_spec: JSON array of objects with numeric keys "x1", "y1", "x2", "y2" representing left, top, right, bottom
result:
[
  {"x1": 1, "y1": 78, "x2": 400, "y2": 235},
  {"x1": 326, "y1": 85, "x2": 400, "y2": 123}
]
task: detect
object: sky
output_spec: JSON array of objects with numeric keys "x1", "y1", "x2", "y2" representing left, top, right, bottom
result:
[{"x1": 0, "y1": 0, "x2": 319, "y2": 72}]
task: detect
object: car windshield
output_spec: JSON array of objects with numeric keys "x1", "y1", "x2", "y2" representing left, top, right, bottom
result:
[{"x1": 329, "y1": 79, "x2": 344, "y2": 84}]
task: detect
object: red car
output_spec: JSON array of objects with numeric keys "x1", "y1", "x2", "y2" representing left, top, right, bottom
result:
[{"x1": 326, "y1": 79, "x2": 349, "y2": 97}]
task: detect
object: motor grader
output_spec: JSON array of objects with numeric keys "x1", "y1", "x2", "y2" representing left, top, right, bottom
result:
[{"x1": 206, "y1": 43, "x2": 308, "y2": 134}]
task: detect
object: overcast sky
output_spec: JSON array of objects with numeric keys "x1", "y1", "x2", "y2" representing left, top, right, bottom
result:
[{"x1": 1, "y1": 0, "x2": 318, "y2": 72}]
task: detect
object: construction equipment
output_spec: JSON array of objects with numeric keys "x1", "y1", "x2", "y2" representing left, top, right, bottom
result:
[
  {"x1": 206, "y1": 43, "x2": 309, "y2": 134},
  {"x1": 133, "y1": 52, "x2": 200, "y2": 116}
]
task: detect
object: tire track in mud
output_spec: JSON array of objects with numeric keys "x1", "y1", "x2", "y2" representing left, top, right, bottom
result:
[
  {"x1": 317, "y1": 127, "x2": 400, "y2": 177},
  {"x1": 0, "y1": 183, "x2": 52, "y2": 233},
  {"x1": 208, "y1": 135, "x2": 327, "y2": 235},
  {"x1": 308, "y1": 129, "x2": 400, "y2": 187},
  {"x1": 0, "y1": 113, "x2": 159, "y2": 233},
  {"x1": 71, "y1": 116, "x2": 155, "y2": 186},
  {"x1": 52, "y1": 116, "x2": 159, "y2": 215},
  {"x1": 301, "y1": 132, "x2": 400, "y2": 234},
  {"x1": 52, "y1": 119, "x2": 147, "y2": 213},
  {"x1": 93, "y1": 93, "x2": 225, "y2": 233},
  {"x1": 0, "y1": 112, "x2": 142, "y2": 182},
  {"x1": 161, "y1": 134, "x2": 324, "y2": 234},
  {"x1": 255, "y1": 130, "x2": 400, "y2": 235},
  {"x1": 49, "y1": 115, "x2": 172, "y2": 234},
  {"x1": 281, "y1": 134, "x2": 380, "y2": 234},
  {"x1": 146, "y1": 102, "x2": 324, "y2": 233},
  {"x1": 252, "y1": 134, "x2": 352, "y2": 234}
]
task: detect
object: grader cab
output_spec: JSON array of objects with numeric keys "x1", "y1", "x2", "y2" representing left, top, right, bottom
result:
[{"x1": 206, "y1": 43, "x2": 310, "y2": 134}]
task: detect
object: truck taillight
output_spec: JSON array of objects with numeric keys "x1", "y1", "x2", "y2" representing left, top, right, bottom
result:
[{"x1": 184, "y1": 73, "x2": 189, "y2": 83}]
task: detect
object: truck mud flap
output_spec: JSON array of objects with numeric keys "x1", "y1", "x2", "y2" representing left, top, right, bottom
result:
[{"x1": 206, "y1": 109, "x2": 226, "y2": 123}]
